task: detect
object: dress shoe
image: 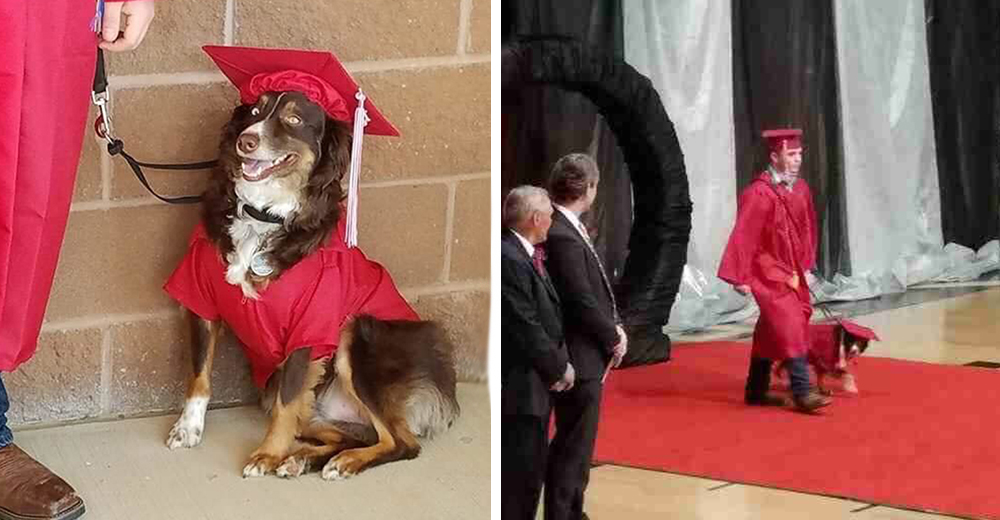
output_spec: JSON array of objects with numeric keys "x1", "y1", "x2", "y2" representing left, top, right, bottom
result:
[{"x1": 793, "y1": 391, "x2": 832, "y2": 413}]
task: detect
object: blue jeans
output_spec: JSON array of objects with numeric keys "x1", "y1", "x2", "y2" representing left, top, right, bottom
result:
[
  {"x1": 0, "y1": 373, "x2": 13, "y2": 448},
  {"x1": 783, "y1": 357, "x2": 811, "y2": 398},
  {"x1": 746, "y1": 356, "x2": 811, "y2": 400}
]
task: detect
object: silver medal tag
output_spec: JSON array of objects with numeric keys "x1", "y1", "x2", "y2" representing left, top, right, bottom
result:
[{"x1": 250, "y1": 253, "x2": 274, "y2": 277}]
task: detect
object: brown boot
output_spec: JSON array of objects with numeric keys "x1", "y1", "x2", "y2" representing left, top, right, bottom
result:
[
  {"x1": 0, "y1": 444, "x2": 85, "y2": 520},
  {"x1": 793, "y1": 391, "x2": 832, "y2": 413}
]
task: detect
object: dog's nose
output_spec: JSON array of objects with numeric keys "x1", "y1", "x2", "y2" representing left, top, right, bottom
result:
[{"x1": 237, "y1": 133, "x2": 260, "y2": 154}]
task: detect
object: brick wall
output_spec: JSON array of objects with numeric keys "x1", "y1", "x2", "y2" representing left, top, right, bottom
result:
[{"x1": 6, "y1": 0, "x2": 490, "y2": 426}]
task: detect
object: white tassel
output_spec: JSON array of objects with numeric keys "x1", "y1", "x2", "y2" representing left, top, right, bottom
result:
[{"x1": 345, "y1": 90, "x2": 370, "y2": 248}]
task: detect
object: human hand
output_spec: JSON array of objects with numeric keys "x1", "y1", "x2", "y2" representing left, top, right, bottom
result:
[
  {"x1": 100, "y1": 1, "x2": 156, "y2": 52},
  {"x1": 735, "y1": 284, "x2": 751, "y2": 295},
  {"x1": 551, "y1": 363, "x2": 575, "y2": 392},
  {"x1": 787, "y1": 273, "x2": 800, "y2": 290}
]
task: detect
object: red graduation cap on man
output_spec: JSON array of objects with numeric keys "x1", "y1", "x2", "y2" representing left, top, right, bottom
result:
[
  {"x1": 762, "y1": 128, "x2": 803, "y2": 154},
  {"x1": 202, "y1": 45, "x2": 398, "y2": 247}
]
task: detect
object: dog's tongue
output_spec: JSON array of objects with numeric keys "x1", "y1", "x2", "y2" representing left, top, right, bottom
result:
[{"x1": 242, "y1": 159, "x2": 268, "y2": 178}]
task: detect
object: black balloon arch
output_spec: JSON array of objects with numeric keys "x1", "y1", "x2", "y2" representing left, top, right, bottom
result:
[{"x1": 503, "y1": 38, "x2": 693, "y2": 366}]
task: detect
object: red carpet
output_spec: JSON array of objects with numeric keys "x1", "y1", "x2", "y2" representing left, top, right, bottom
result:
[{"x1": 594, "y1": 342, "x2": 1000, "y2": 519}]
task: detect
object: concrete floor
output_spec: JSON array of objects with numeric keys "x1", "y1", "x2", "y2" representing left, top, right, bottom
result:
[{"x1": 13, "y1": 383, "x2": 490, "y2": 520}]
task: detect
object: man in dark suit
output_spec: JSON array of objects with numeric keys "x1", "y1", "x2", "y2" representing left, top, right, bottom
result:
[
  {"x1": 502, "y1": 185, "x2": 576, "y2": 520},
  {"x1": 543, "y1": 153, "x2": 627, "y2": 520}
]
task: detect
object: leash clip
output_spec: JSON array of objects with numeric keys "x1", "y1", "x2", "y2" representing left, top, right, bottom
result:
[
  {"x1": 87, "y1": 49, "x2": 209, "y2": 205},
  {"x1": 92, "y1": 90, "x2": 117, "y2": 144}
]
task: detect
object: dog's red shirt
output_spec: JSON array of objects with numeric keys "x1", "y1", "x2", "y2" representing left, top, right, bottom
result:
[
  {"x1": 807, "y1": 323, "x2": 843, "y2": 375},
  {"x1": 164, "y1": 220, "x2": 419, "y2": 388}
]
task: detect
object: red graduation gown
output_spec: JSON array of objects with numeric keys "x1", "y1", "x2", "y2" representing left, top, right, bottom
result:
[
  {"x1": 0, "y1": 1, "x2": 103, "y2": 370},
  {"x1": 163, "y1": 218, "x2": 420, "y2": 388},
  {"x1": 718, "y1": 173, "x2": 818, "y2": 361}
]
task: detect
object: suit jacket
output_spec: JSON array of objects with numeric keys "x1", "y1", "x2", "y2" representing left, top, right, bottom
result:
[
  {"x1": 501, "y1": 229, "x2": 569, "y2": 417},
  {"x1": 545, "y1": 211, "x2": 619, "y2": 380}
]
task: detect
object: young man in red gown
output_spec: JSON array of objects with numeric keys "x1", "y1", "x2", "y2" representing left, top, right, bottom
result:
[
  {"x1": 0, "y1": 3, "x2": 156, "y2": 518},
  {"x1": 718, "y1": 128, "x2": 832, "y2": 413}
]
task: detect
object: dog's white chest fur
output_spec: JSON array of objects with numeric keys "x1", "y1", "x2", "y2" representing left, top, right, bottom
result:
[
  {"x1": 225, "y1": 216, "x2": 278, "y2": 298},
  {"x1": 225, "y1": 179, "x2": 300, "y2": 298}
]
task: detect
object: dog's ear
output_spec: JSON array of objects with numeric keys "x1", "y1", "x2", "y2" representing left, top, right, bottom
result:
[
  {"x1": 227, "y1": 104, "x2": 254, "y2": 132},
  {"x1": 314, "y1": 118, "x2": 352, "y2": 188},
  {"x1": 285, "y1": 117, "x2": 350, "y2": 242}
]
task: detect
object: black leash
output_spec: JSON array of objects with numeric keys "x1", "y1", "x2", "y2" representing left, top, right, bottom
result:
[{"x1": 92, "y1": 49, "x2": 213, "y2": 205}]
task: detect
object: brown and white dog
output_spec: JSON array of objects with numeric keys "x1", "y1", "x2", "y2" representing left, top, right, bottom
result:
[
  {"x1": 164, "y1": 91, "x2": 460, "y2": 481},
  {"x1": 774, "y1": 321, "x2": 878, "y2": 395}
]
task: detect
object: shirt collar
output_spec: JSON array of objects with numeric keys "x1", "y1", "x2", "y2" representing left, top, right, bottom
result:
[
  {"x1": 510, "y1": 229, "x2": 535, "y2": 258},
  {"x1": 554, "y1": 204, "x2": 587, "y2": 238},
  {"x1": 768, "y1": 165, "x2": 797, "y2": 190}
]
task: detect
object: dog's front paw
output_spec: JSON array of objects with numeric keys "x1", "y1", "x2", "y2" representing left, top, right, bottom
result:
[
  {"x1": 276, "y1": 455, "x2": 308, "y2": 479},
  {"x1": 166, "y1": 420, "x2": 203, "y2": 450},
  {"x1": 842, "y1": 374, "x2": 859, "y2": 394},
  {"x1": 243, "y1": 453, "x2": 283, "y2": 478},
  {"x1": 322, "y1": 453, "x2": 366, "y2": 481}
]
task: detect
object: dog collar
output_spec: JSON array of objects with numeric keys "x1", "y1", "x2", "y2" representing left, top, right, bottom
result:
[{"x1": 238, "y1": 200, "x2": 285, "y2": 225}]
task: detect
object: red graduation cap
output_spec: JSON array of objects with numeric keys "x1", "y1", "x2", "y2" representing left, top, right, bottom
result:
[
  {"x1": 202, "y1": 45, "x2": 398, "y2": 136},
  {"x1": 203, "y1": 45, "x2": 399, "y2": 247},
  {"x1": 840, "y1": 320, "x2": 880, "y2": 342},
  {"x1": 762, "y1": 128, "x2": 803, "y2": 154}
]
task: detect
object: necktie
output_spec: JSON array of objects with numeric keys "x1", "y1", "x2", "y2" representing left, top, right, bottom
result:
[
  {"x1": 576, "y1": 222, "x2": 620, "y2": 322},
  {"x1": 532, "y1": 246, "x2": 548, "y2": 279}
]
